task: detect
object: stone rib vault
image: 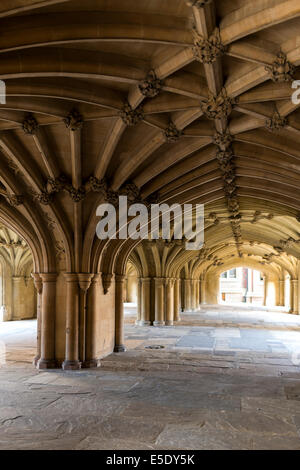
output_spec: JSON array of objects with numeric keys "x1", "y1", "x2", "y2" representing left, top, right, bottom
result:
[{"x1": 0, "y1": 0, "x2": 298, "y2": 369}]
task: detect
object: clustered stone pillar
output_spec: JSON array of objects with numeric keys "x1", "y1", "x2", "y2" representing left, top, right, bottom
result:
[
  {"x1": 78, "y1": 273, "x2": 94, "y2": 365},
  {"x1": 154, "y1": 277, "x2": 165, "y2": 326},
  {"x1": 136, "y1": 278, "x2": 141, "y2": 325},
  {"x1": 191, "y1": 280, "x2": 199, "y2": 311},
  {"x1": 174, "y1": 279, "x2": 180, "y2": 322},
  {"x1": 84, "y1": 274, "x2": 101, "y2": 368},
  {"x1": 62, "y1": 273, "x2": 80, "y2": 370},
  {"x1": 31, "y1": 273, "x2": 43, "y2": 366},
  {"x1": 184, "y1": 279, "x2": 191, "y2": 311},
  {"x1": 165, "y1": 279, "x2": 175, "y2": 326},
  {"x1": 200, "y1": 277, "x2": 206, "y2": 305},
  {"x1": 12, "y1": 276, "x2": 22, "y2": 320},
  {"x1": 290, "y1": 279, "x2": 299, "y2": 314},
  {"x1": 37, "y1": 273, "x2": 57, "y2": 370},
  {"x1": 263, "y1": 275, "x2": 268, "y2": 306},
  {"x1": 140, "y1": 277, "x2": 151, "y2": 325},
  {"x1": 279, "y1": 279, "x2": 285, "y2": 307},
  {"x1": 114, "y1": 274, "x2": 126, "y2": 352}
]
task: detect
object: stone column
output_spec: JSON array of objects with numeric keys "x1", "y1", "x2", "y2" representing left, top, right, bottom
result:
[
  {"x1": 184, "y1": 279, "x2": 191, "y2": 311},
  {"x1": 114, "y1": 274, "x2": 126, "y2": 352},
  {"x1": 165, "y1": 279, "x2": 174, "y2": 325},
  {"x1": 136, "y1": 278, "x2": 141, "y2": 325},
  {"x1": 190, "y1": 280, "x2": 197, "y2": 311},
  {"x1": 279, "y1": 280, "x2": 285, "y2": 307},
  {"x1": 140, "y1": 277, "x2": 151, "y2": 325},
  {"x1": 195, "y1": 280, "x2": 200, "y2": 310},
  {"x1": 84, "y1": 274, "x2": 101, "y2": 368},
  {"x1": 200, "y1": 278, "x2": 206, "y2": 305},
  {"x1": 263, "y1": 276, "x2": 268, "y2": 306},
  {"x1": 12, "y1": 276, "x2": 23, "y2": 320},
  {"x1": 127, "y1": 276, "x2": 137, "y2": 303},
  {"x1": 37, "y1": 273, "x2": 57, "y2": 370},
  {"x1": 62, "y1": 273, "x2": 80, "y2": 370},
  {"x1": 290, "y1": 280, "x2": 298, "y2": 314},
  {"x1": 154, "y1": 277, "x2": 165, "y2": 326},
  {"x1": 78, "y1": 273, "x2": 94, "y2": 364},
  {"x1": 31, "y1": 273, "x2": 43, "y2": 366},
  {"x1": 174, "y1": 278, "x2": 180, "y2": 322}
]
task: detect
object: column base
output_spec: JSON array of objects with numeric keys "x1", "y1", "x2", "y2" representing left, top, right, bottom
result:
[
  {"x1": 114, "y1": 344, "x2": 126, "y2": 353},
  {"x1": 153, "y1": 321, "x2": 165, "y2": 327},
  {"x1": 81, "y1": 359, "x2": 101, "y2": 369},
  {"x1": 33, "y1": 356, "x2": 40, "y2": 367},
  {"x1": 62, "y1": 360, "x2": 81, "y2": 370},
  {"x1": 37, "y1": 359, "x2": 57, "y2": 370},
  {"x1": 138, "y1": 320, "x2": 151, "y2": 326},
  {"x1": 165, "y1": 321, "x2": 174, "y2": 326}
]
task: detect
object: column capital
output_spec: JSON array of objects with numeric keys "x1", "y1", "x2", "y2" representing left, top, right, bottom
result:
[
  {"x1": 115, "y1": 274, "x2": 126, "y2": 283},
  {"x1": 31, "y1": 273, "x2": 43, "y2": 294},
  {"x1": 141, "y1": 277, "x2": 151, "y2": 283},
  {"x1": 166, "y1": 278, "x2": 175, "y2": 288},
  {"x1": 102, "y1": 273, "x2": 113, "y2": 294},
  {"x1": 78, "y1": 273, "x2": 94, "y2": 292},
  {"x1": 91, "y1": 273, "x2": 101, "y2": 283},
  {"x1": 39, "y1": 273, "x2": 57, "y2": 282},
  {"x1": 64, "y1": 273, "x2": 79, "y2": 282}
]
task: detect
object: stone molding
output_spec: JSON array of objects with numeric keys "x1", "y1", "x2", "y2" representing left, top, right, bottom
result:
[{"x1": 192, "y1": 28, "x2": 226, "y2": 64}]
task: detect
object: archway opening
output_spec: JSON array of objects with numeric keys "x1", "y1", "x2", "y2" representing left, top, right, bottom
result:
[
  {"x1": 123, "y1": 260, "x2": 138, "y2": 322},
  {"x1": 0, "y1": 226, "x2": 37, "y2": 366},
  {"x1": 219, "y1": 268, "x2": 265, "y2": 306}
]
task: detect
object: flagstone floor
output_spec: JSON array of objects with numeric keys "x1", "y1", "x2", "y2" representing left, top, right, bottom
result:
[{"x1": 1, "y1": 306, "x2": 300, "y2": 450}]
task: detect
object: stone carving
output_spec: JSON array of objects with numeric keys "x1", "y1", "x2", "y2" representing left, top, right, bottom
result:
[
  {"x1": 105, "y1": 189, "x2": 120, "y2": 206},
  {"x1": 251, "y1": 211, "x2": 274, "y2": 224},
  {"x1": 227, "y1": 196, "x2": 240, "y2": 214},
  {"x1": 55, "y1": 241, "x2": 65, "y2": 261},
  {"x1": 164, "y1": 122, "x2": 182, "y2": 143},
  {"x1": 22, "y1": 114, "x2": 39, "y2": 135},
  {"x1": 185, "y1": 0, "x2": 212, "y2": 7},
  {"x1": 266, "y1": 111, "x2": 288, "y2": 132},
  {"x1": 216, "y1": 149, "x2": 233, "y2": 164},
  {"x1": 34, "y1": 191, "x2": 54, "y2": 205},
  {"x1": 201, "y1": 89, "x2": 235, "y2": 120},
  {"x1": 207, "y1": 212, "x2": 220, "y2": 226},
  {"x1": 64, "y1": 109, "x2": 83, "y2": 131},
  {"x1": 139, "y1": 71, "x2": 163, "y2": 98},
  {"x1": 120, "y1": 182, "x2": 141, "y2": 202},
  {"x1": 85, "y1": 176, "x2": 107, "y2": 194},
  {"x1": 262, "y1": 252, "x2": 279, "y2": 264},
  {"x1": 213, "y1": 129, "x2": 233, "y2": 150},
  {"x1": 6, "y1": 194, "x2": 24, "y2": 207},
  {"x1": 46, "y1": 175, "x2": 69, "y2": 193},
  {"x1": 68, "y1": 186, "x2": 86, "y2": 203},
  {"x1": 192, "y1": 28, "x2": 226, "y2": 64},
  {"x1": 36, "y1": 175, "x2": 142, "y2": 206},
  {"x1": 119, "y1": 102, "x2": 144, "y2": 126},
  {"x1": 279, "y1": 237, "x2": 296, "y2": 249},
  {"x1": 224, "y1": 182, "x2": 236, "y2": 197},
  {"x1": 265, "y1": 51, "x2": 295, "y2": 82},
  {"x1": 41, "y1": 210, "x2": 56, "y2": 231},
  {"x1": 102, "y1": 273, "x2": 113, "y2": 295}
]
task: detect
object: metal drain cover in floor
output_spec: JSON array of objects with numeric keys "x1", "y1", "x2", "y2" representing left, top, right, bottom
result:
[{"x1": 145, "y1": 345, "x2": 165, "y2": 350}]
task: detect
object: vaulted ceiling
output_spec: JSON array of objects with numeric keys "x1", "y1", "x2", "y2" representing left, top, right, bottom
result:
[{"x1": 0, "y1": 0, "x2": 299, "y2": 276}]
